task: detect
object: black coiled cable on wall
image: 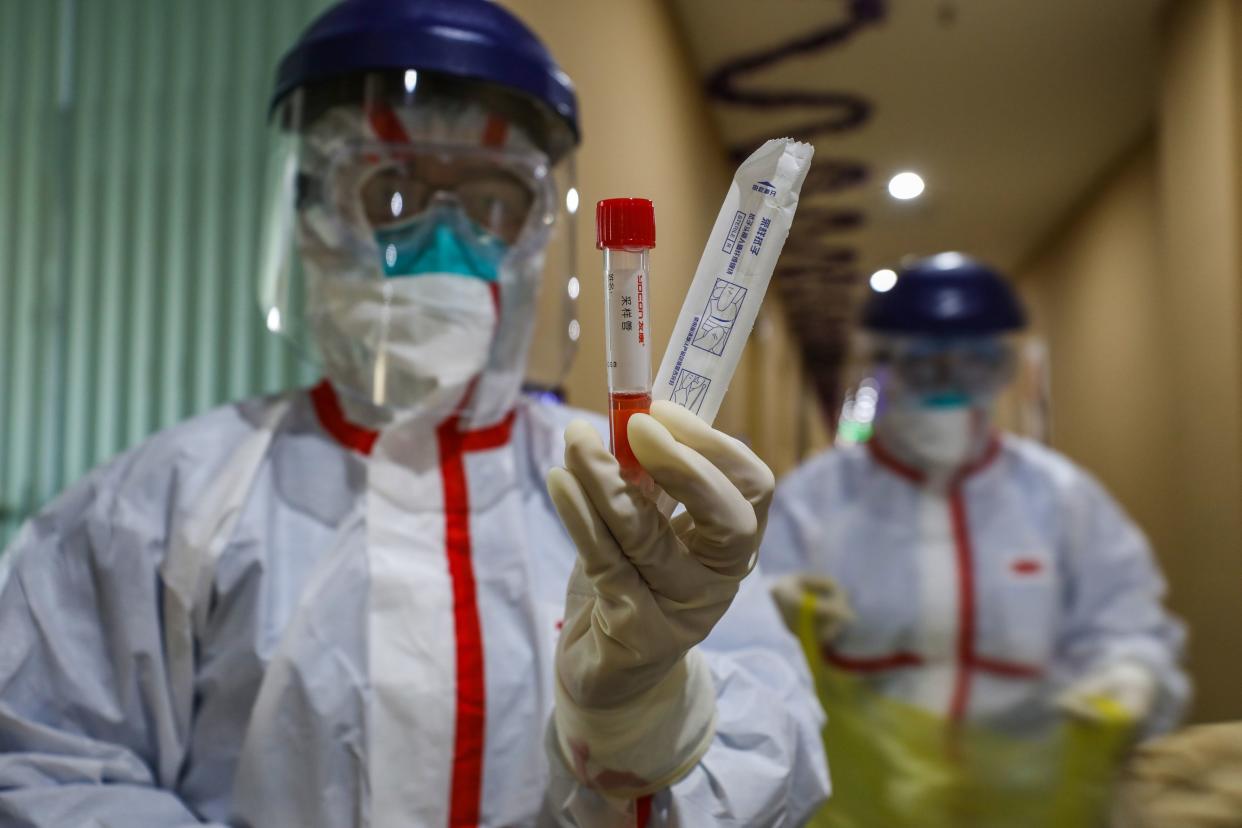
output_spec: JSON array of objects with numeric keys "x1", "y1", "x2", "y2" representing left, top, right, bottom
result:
[{"x1": 704, "y1": 0, "x2": 887, "y2": 424}]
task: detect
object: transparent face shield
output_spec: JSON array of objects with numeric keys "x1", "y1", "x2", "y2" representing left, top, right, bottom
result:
[
  {"x1": 835, "y1": 333, "x2": 1018, "y2": 446},
  {"x1": 257, "y1": 70, "x2": 578, "y2": 417},
  {"x1": 522, "y1": 153, "x2": 580, "y2": 400},
  {"x1": 994, "y1": 335, "x2": 1052, "y2": 443}
]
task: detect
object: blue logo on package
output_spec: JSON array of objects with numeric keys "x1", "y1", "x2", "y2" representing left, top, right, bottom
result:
[
  {"x1": 375, "y1": 216, "x2": 504, "y2": 281},
  {"x1": 752, "y1": 179, "x2": 777, "y2": 197}
]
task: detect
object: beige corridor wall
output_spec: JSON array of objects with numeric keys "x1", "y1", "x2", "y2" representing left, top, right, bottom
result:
[
  {"x1": 1153, "y1": 0, "x2": 1242, "y2": 723},
  {"x1": 1015, "y1": 141, "x2": 1176, "y2": 558},
  {"x1": 1014, "y1": 0, "x2": 1242, "y2": 723},
  {"x1": 499, "y1": 0, "x2": 815, "y2": 473},
  {"x1": 1016, "y1": 136, "x2": 1242, "y2": 724}
]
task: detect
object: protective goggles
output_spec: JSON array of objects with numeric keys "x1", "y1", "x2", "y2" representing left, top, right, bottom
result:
[
  {"x1": 312, "y1": 140, "x2": 554, "y2": 248},
  {"x1": 870, "y1": 336, "x2": 1017, "y2": 399}
]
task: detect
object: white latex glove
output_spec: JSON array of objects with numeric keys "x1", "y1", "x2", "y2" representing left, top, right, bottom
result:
[
  {"x1": 770, "y1": 573, "x2": 853, "y2": 645},
  {"x1": 547, "y1": 400, "x2": 774, "y2": 798},
  {"x1": 1058, "y1": 659, "x2": 1158, "y2": 725},
  {"x1": 1112, "y1": 723, "x2": 1242, "y2": 828}
]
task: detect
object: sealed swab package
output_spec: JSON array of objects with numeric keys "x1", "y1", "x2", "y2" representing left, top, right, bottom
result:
[{"x1": 654, "y1": 139, "x2": 814, "y2": 425}]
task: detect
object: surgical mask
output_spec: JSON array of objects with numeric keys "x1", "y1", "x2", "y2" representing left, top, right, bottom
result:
[
  {"x1": 374, "y1": 205, "x2": 507, "y2": 281},
  {"x1": 306, "y1": 208, "x2": 507, "y2": 410},
  {"x1": 877, "y1": 394, "x2": 991, "y2": 472},
  {"x1": 312, "y1": 274, "x2": 498, "y2": 410}
]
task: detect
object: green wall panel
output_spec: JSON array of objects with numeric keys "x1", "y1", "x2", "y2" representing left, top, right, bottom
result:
[{"x1": 0, "y1": 0, "x2": 331, "y2": 544}]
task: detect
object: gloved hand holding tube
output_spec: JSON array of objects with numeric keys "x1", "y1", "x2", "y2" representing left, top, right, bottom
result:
[
  {"x1": 547, "y1": 139, "x2": 814, "y2": 802},
  {"x1": 547, "y1": 403, "x2": 774, "y2": 796}
]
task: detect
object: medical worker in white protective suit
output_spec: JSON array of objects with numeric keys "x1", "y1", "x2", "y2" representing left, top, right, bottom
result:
[
  {"x1": 762, "y1": 253, "x2": 1188, "y2": 825},
  {"x1": 0, "y1": 2, "x2": 829, "y2": 826}
]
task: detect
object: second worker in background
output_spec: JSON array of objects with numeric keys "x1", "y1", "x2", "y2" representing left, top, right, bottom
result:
[{"x1": 763, "y1": 252, "x2": 1188, "y2": 827}]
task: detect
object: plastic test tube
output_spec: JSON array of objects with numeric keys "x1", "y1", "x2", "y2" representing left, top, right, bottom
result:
[{"x1": 596, "y1": 198, "x2": 656, "y2": 489}]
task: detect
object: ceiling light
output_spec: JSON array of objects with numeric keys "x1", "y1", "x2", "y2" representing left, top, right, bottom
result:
[
  {"x1": 888, "y1": 171, "x2": 925, "y2": 200},
  {"x1": 870, "y1": 268, "x2": 898, "y2": 293}
]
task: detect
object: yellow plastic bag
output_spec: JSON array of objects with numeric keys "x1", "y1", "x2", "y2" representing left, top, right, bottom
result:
[{"x1": 797, "y1": 594, "x2": 1133, "y2": 828}]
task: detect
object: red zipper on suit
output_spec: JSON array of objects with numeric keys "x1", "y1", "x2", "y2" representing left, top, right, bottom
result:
[
  {"x1": 311, "y1": 379, "x2": 516, "y2": 825},
  {"x1": 862, "y1": 438, "x2": 1041, "y2": 723}
]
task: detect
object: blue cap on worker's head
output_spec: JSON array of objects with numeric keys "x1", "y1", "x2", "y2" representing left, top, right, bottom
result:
[
  {"x1": 861, "y1": 252, "x2": 1028, "y2": 336},
  {"x1": 270, "y1": 0, "x2": 579, "y2": 146}
]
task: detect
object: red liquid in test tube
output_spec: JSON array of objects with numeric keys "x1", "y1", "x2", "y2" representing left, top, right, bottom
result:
[
  {"x1": 609, "y1": 390, "x2": 652, "y2": 475},
  {"x1": 596, "y1": 198, "x2": 656, "y2": 490}
]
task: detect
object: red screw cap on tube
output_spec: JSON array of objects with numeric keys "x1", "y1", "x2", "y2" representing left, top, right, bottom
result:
[{"x1": 596, "y1": 198, "x2": 656, "y2": 249}]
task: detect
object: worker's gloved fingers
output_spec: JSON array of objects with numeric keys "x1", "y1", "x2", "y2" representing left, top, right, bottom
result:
[
  {"x1": 770, "y1": 574, "x2": 854, "y2": 643},
  {"x1": 670, "y1": 511, "x2": 694, "y2": 536},
  {"x1": 769, "y1": 574, "x2": 804, "y2": 614},
  {"x1": 559, "y1": 420, "x2": 736, "y2": 603},
  {"x1": 561, "y1": 419, "x2": 663, "y2": 551},
  {"x1": 648, "y1": 400, "x2": 775, "y2": 521},
  {"x1": 1117, "y1": 792, "x2": 1242, "y2": 828},
  {"x1": 1058, "y1": 693, "x2": 1125, "y2": 725},
  {"x1": 1130, "y1": 724, "x2": 1242, "y2": 781},
  {"x1": 547, "y1": 466, "x2": 637, "y2": 599},
  {"x1": 1160, "y1": 723, "x2": 1242, "y2": 765},
  {"x1": 807, "y1": 576, "x2": 855, "y2": 629},
  {"x1": 627, "y1": 413, "x2": 756, "y2": 572},
  {"x1": 548, "y1": 466, "x2": 673, "y2": 679},
  {"x1": 1059, "y1": 660, "x2": 1157, "y2": 724},
  {"x1": 634, "y1": 508, "x2": 742, "y2": 602},
  {"x1": 799, "y1": 573, "x2": 847, "y2": 602},
  {"x1": 768, "y1": 575, "x2": 804, "y2": 633},
  {"x1": 618, "y1": 525, "x2": 731, "y2": 607}
]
